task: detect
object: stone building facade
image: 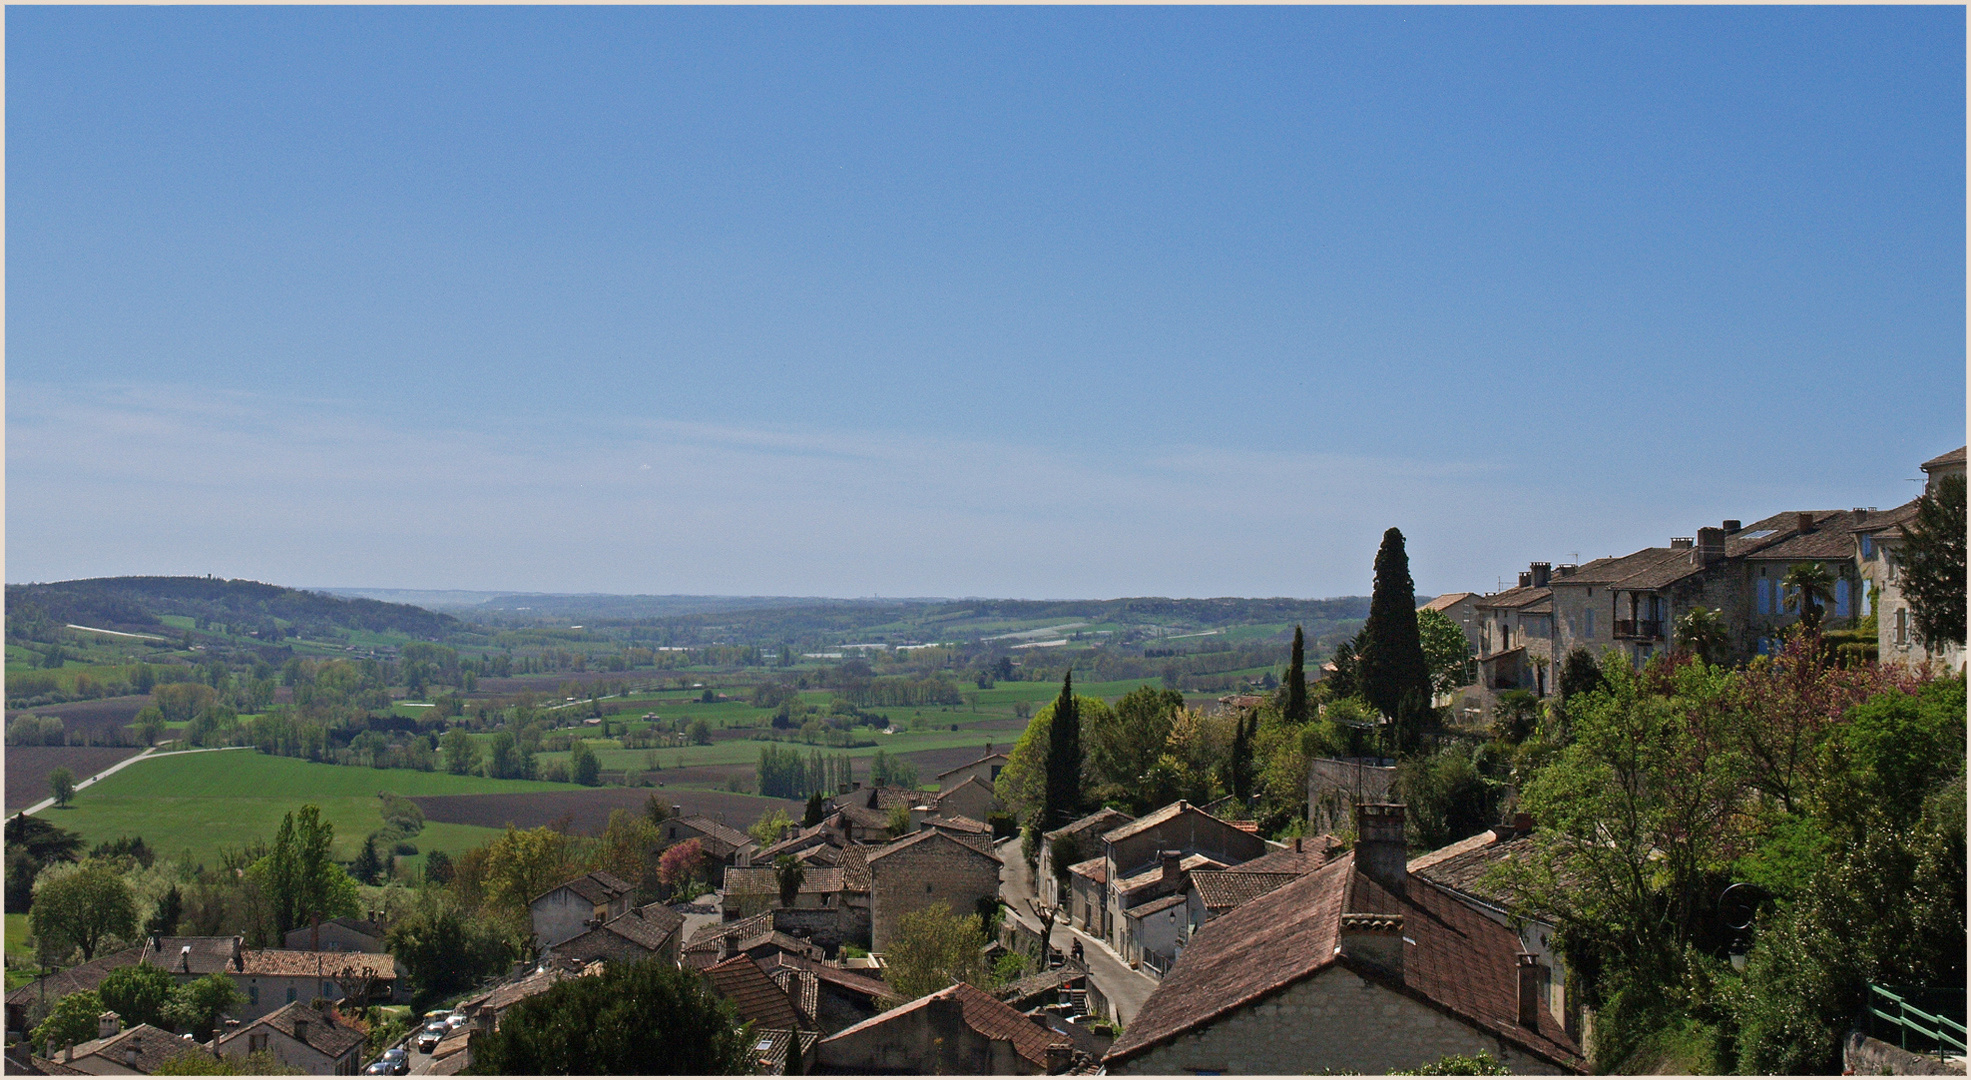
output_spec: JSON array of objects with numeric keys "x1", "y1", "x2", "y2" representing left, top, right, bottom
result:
[{"x1": 866, "y1": 829, "x2": 1003, "y2": 951}]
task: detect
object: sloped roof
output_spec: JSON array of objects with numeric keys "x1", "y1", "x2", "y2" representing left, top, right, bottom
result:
[
  {"x1": 836, "y1": 844, "x2": 872, "y2": 892},
  {"x1": 704, "y1": 955, "x2": 804, "y2": 1031},
  {"x1": 1422, "y1": 592, "x2": 1478, "y2": 612},
  {"x1": 534, "y1": 869, "x2": 634, "y2": 908},
  {"x1": 1472, "y1": 586, "x2": 1551, "y2": 612},
  {"x1": 750, "y1": 1028, "x2": 819, "y2": 1075},
  {"x1": 687, "y1": 911, "x2": 773, "y2": 951},
  {"x1": 1101, "y1": 799, "x2": 1242, "y2": 845},
  {"x1": 725, "y1": 866, "x2": 847, "y2": 897},
  {"x1": 1067, "y1": 856, "x2": 1107, "y2": 885},
  {"x1": 993, "y1": 960, "x2": 1087, "y2": 1008},
  {"x1": 937, "y1": 752, "x2": 1008, "y2": 781},
  {"x1": 936, "y1": 774, "x2": 997, "y2": 803},
  {"x1": 1124, "y1": 893, "x2": 1188, "y2": 919},
  {"x1": 1922, "y1": 446, "x2": 1966, "y2": 471},
  {"x1": 1236, "y1": 837, "x2": 1336, "y2": 875},
  {"x1": 594, "y1": 906, "x2": 683, "y2": 951},
  {"x1": 140, "y1": 936, "x2": 244, "y2": 976},
  {"x1": 1103, "y1": 854, "x2": 1583, "y2": 1072},
  {"x1": 819, "y1": 982, "x2": 1067, "y2": 1071},
  {"x1": 1747, "y1": 509, "x2": 1892, "y2": 563},
  {"x1": 67, "y1": 1023, "x2": 196, "y2": 1073},
  {"x1": 807, "y1": 963, "x2": 891, "y2": 1001},
  {"x1": 458, "y1": 965, "x2": 569, "y2": 1015},
  {"x1": 1190, "y1": 870, "x2": 1304, "y2": 911},
  {"x1": 673, "y1": 817, "x2": 756, "y2": 855},
  {"x1": 1044, "y1": 807, "x2": 1135, "y2": 844},
  {"x1": 1408, "y1": 830, "x2": 1541, "y2": 911},
  {"x1": 225, "y1": 1003, "x2": 366, "y2": 1060},
  {"x1": 768, "y1": 966, "x2": 820, "y2": 1026},
  {"x1": 828, "y1": 786, "x2": 922, "y2": 812},
  {"x1": 1851, "y1": 501, "x2": 1922, "y2": 536},
  {"x1": 866, "y1": 827, "x2": 1001, "y2": 866},
  {"x1": 6, "y1": 946, "x2": 147, "y2": 1007}
]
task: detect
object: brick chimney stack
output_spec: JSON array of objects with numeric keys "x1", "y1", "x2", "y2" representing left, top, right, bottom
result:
[
  {"x1": 1338, "y1": 913, "x2": 1405, "y2": 981},
  {"x1": 1795, "y1": 512, "x2": 1815, "y2": 534},
  {"x1": 1529, "y1": 563, "x2": 1551, "y2": 588},
  {"x1": 1354, "y1": 803, "x2": 1408, "y2": 893},
  {"x1": 98, "y1": 1012, "x2": 121, "y2": 1040},
  {"x1": 1694, "y1": 527, "x2": 1725, "y2": 566}
]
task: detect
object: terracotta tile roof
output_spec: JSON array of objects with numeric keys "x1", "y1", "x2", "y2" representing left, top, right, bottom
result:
[
  {"x1": 687, "y1": 912, "x2": 773, "y2": 951},
  {"x1": 674, "y1": 816, "x2": 757, "y2": 855},
  {"x1": 6, "y1": 946, "x2": 147, "y2": 1007},
  {"x1": 806, "y1": 964, "x2": 891, "y2": 1001},
  {"x1": 993, "y1": 960, "x2": 1086, "y2": 1008},
  {"x1": 836, "y1": 844, "x2": 872, "y2": 892},
  {"x1": 66, "y1": 1022, "x2": 197, "y2": 1073},
  {"x1": 819, "y1": 983, "x2": 1067, "y2": 1071},
  {"x1": 866, "y1": 827, "x2": 1001, "y2": 866},
  {"x1": 237, "y1": 949, "x2": 396, "y2": 981},
  {"x1": 1114, "y1": 853, "x2": 1223, "y2": 896},
  {"x1": 936, "y1": 752, "x2": 1008, "y2": 781},
  {"x1": 1125, "y1": 893, "x2": 1188, "y2": 919},
  {"x1": 1067, "y1": 856, "x2": 1107, "y2": 885},
  {"x1": 1422, "y1": 592, "x2": 1477, "y2": 612},
  {"x1": 768, "y1": 966, "x2": 820, "y2": 1025},
  {"x1": 724, "y1": 866, "x2": 847, "y2": 897},
  {"x1": 829, "y1": 786, "x2": 922, "y2": 812},
  {"x1": 1851, "y1": 500, "x2": 1922, "y2": 535},
  {"x1": 921, "y1": 813, "x2": 990, "y2": 833},
  {"x1": 1103, "y1": 854, "x2": 1583, "y2": 1072},
  {"x1": 1747, "y1": 509, "x2": 1891, "y2": 563},
  {"x1": 26, "y1": 1056, "x2": 87, "y2": 1075},
  {"x1": 532, "y1": 869, "x2": 633, "y2": 909},
  {"x1": 427, "y1": 1047, "x2": 472, "y2": 1074},
  {"x1": 1408, "y1": 830, "x2": 1540, "y2": 911},
  {"x1": 222, "y1": 1003, "x2": 366, "y2": 1061},
  {"x1": 1238, "y1": 837, "x2": 1337, "y2": 875},
  {"x1": 459, "y1": 963, "x2": 586, "y2": 1015},
  {"x1": 1101, "y1": 800, "x2": 1207, "y2": 844},
  {"x1": 593, "y1": 906, "x2": 683, "y2": 951},
  {"x1": 430, "y1": 1030, "x2": 471, "y2": 1061},
  {"x1": 749, "y1": 1028, "x2": 819, "y2": 1074},
  {"x1": 140, "y1": 936, "x2": 245, "y2": 976},
  {"x1": 705, "y1": 955, "x2": 804, "y2": 1031},
  {"x1": 1922, "y1": 446, "x2": 1966, "y2": 471},
  {"x1": 1190, "y1": 870, "x2": 1304, "y2": 911},
  {"x1": 1473, "y1": 586, "x2": 1551, "y2": 611}
]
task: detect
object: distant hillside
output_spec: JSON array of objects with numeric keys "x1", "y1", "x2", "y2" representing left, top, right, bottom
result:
[{"x1": 6, "y1": 576, "x2": 459, "y2": 640}]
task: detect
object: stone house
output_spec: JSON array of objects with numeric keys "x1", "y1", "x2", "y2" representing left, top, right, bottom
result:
[
  {"x1": 1099, "y1": 801, "x2": 1266, "y2": 953},
  {"x1": 703, "y1": 954, "x2": 809, "y2": 1033},
  {"x1": 1856, "y1": 447, "x2": 1966, "y2": 673},
  {"x1": 528, "y1": 870, "x2": 636, "y2": 950},
  {"x1": 1420, "y1": 592, "x2": 1483, "y2": 705},
  {"x1": 1184, "y1": 835, "x2": 1335, "y2": 931},
  {"x1": 41, "y1": 1013, "x2": 195, "y2": 1075},
  {"x1": 813, "y1": 982, "x2": 1071, "y2": 1075},
  {"x1": 457, "y1": 960, "x2": 602, "y2": 1032},
  {"x1": 932, "y1": 775, "x2": 1001, "y2": 824},
  {"x1": 1037, "y1": 808, "x2": 1134, "y2": 911},
  {"x1": 865, "y1": 829, "x2": 1003, "y2": 951},
  {"x1": 282, "y1": 917, "x2": 384, "y2": 955},
  {"x1": 659, "y1": 816, "x2": 759, "y2": 885},
  {"x1": 214, "y1": 1001, "x2": 366, "y2": 1075},
  {"x1": 1473, "y1": 573, "x2": 1554, "y2": 696},
  {"x1": 544, "y1": 902, "x2": 684, "y2": 967},
  {"x1": 1102, "y1": 804, "x2": 1584, "y2": 1075},
  {"x1": 7, "y1": 946, "x2": 147, "y2": 1038},
  {"x1": 682, "y1": 913, "x2": 828, "y2": 972},
  {"x1": 232, "y1": 950, "x2": 400, "y2": 1019},
  {"x1": 936, "y1": 750, "x2": 1008, "y2": 792},
  {"x1": 1112, "y1": 852, "x2": 1228, "y2": 972}
]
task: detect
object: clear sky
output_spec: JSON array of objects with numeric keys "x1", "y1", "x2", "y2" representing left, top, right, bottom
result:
[{"x1": 8, "y1": 6, "x2": 1964, "y2": 600}]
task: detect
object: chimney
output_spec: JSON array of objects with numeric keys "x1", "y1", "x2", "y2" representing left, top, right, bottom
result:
[
  {"x1": 1514, "y1": 812, "x2": 1532, "y2": 836},
  {"x1": 1293, "y1": 837, "x2": 1303, "y2": 854},
  {"x1": 1159, "y1": 851, "x2": 1182, "y2": 885},
  {"x1": 1669, "y1": 537, "x2": 1694, "y2": 550},
  {"x1": 1046, "y1": 1042, "x2": 1072, "y2": 1074},
  {"x1": 1795, "y1": 512, "x2": 1814, "y2": 534},
  {"x1": 223, "y1": 1020, "x2": 240, "y2": 1035},
  {"x1": 1723, "y1": 519, "x2": 1742, "y2": 534},
  {"x1": 851, "y1": 782, "x2": 861, "y2": 791},
  {"x1": 1517, "y1": 571, "x2": 1532, "y2": 589},
  {"x1": 1338, "y1": 913, "x2": 1405, "y2": 980},
  {"x1": 230, "y1": 936, "x2": 244, "y2": 971},
  {"x1": 1694, "y1": 528, "x2": 1725, "y2": 566},
  {"x1": 1557, "y1": 563, "x2": 1577, "y2": 578},
  {"x1": 1517, "y1": 953, "x2": 1541, "y2": 1027},
  {"x1": 838, "y1": 782, "x2": 849, "y2": 796},
  {"x1": 180, "y1": 945, "x2": 193, "y2": 973},
  {"x1": 1529, "y1": 562, "x2": 1551, "y2": 588},
  {"x1": 99, "y1": 1012, "x2": 122, "y2": 1040},
  {"x1": 1354, "y1": 803, "x2": 1408, "y2": 893},
  {"x1": 292, "y1": 1019, "x2": 308, "y2": 1045},
  {"x1": 720, "y1": 932, "x2": 740, "y2": 960}
]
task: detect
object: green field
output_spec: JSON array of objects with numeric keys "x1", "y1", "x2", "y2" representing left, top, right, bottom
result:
[{"x1": 32, "y1": 750, "x2": 578, "y2": 870}]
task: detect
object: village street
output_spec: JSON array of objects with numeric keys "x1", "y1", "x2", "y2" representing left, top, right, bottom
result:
[{"x1": 996, "y1": 836, "x2": 1157, "y2": 1024}]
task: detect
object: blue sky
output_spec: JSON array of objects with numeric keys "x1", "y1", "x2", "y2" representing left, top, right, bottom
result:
[{"x1": 8, "y1": 6, "x2": 1964, "y2": 599}]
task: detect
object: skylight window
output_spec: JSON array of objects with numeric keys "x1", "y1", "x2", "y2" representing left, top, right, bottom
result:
[{"x1": 1739, "y1": 529, "x2": 1775, "y2": 539}]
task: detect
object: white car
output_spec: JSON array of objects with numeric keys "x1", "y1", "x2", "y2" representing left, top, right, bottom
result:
[{"x1": 444, "y1": 1012, "x2": 470, "y2": 1031}]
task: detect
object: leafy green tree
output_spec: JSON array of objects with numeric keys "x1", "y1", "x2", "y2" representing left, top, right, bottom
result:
[
  {"x1": 155, "y1": 1048, "x2": 300, "y2": 1074},
  {"x1": 386, "y1": 898, "x2": 516, "y2": 1004},
  {"x1": 31, "y1": 863, "x2": 138, "y2": 961},
  {"x1": 484, "y1": 731, "x2": 520, "y2": 779},
  {"x1": 880, "y1": 902, "x2": 991, "y2": 1005},
  {"x1": 1284, "y1": 626, "x2": 1309, "y2": 725},
  {"x1": 774, "y1": 855, "x2": 805, "y2": 908},
  {"x1": 48, "y1": 767, "x2": 77, "y2": 809},
  {"x1": 687, "y1": 719, "x2": 713, "y2": 745},
  {"x1": 1085, "y1": 686, "x2": 1184, "y2": 811},
  {"x1": 1357, "y1": 529, "x2": 1432, "y2": 746},
  {"x1": 1042, "y1": 672, "x2": 1084, "y2": 830},
  {"x1": 885, "y1": 804, "x2": 913, "y2": 838},
  {"x1": 643, "y1": 792, "x2": 672, "y2": 826},
  {"x1": 466, "y1": 958, "x2": 751, "y2": 1074},
  {"x1": 1396, "y1": 1050, "x2": 1512, "y2": 1075},
  {"x1": 1899, "y1": 472, "x2": 1967, "y2": 650},
  {"x1": 997, "y1": 692, "x2": 1112, "y2": 825},
  {"x1": 166, "y1": 973, "x2": 244, "y2": 1042},
  {"x1": 481, "y1": 826, "x2": 578, "y2": 926},
  {"x1": 440, "y1": 728, "x2": 480, "y2": 775},
  {"x1": 99, "y1": 963, "x2": 179, "y2": 1030},
  {"x1": 1416, "y1": 608, "x2": 1476, "y2": 697},
  {"x1": 32, "y1": 990, "x2": 106, "y2": 1052},
  {"x1": 748, "y1": 809, "x2": 796, "y2": 846},
  {"x1": 1781, "y1": 562, "x2": 1836, "y2": 632},
  {"x1": 1326, "y1": 635, "x2": 1362, "y2": 701},
  {"x1": 1671, "y1": 607, "x2": 1729, "y2": 667},
  {"x1": 133, "y1": 706, "x2": 165, "y2": 747},
  {"x1": 570, "y1": 741, "x2": 601, "y2": 786}
]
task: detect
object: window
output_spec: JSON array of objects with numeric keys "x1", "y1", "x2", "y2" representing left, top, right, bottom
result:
[
  {"x1": 286, "y1": 987, "x2": 297, "y2": 1003},
  {"x1": 1585, "y1": 610, "x2": 1595, "y2": 638},
  {"x1": 249, "y1": 1034, "x2": 268, "y2": 1054},
  {"x1": 1862, "y1": 534, "x2": 1874, "y2": 558},
  {"x1": 1835, "y1": 579, "x2": 1850, "y2": 617},
  {"x1": 925, "y1": 883, "x2": 934, "y2": 893},
  {"x1": 248, "y1": 985, "x2": 259, "y2": 1005},
  {"x1": 323, "y1": 980, "x2": 334, "y2": 997},
  {"x1": 1896, "y1": 609, "x2": 1909, "y2": 646},
  {"x1": 1757, "y1": 579, "x2": 1771, "y2": 615}
]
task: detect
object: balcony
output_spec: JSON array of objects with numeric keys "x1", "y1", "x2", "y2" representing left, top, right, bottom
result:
[{"x1": 1614, "y1": 619, "x2": 1663, "y2": 641}]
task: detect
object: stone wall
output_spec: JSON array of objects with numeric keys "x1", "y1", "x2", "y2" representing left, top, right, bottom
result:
[
  {"x1": 868, "y1": 835, "x2": 1001, "y2": 951},
  {"x1": 1844, "y1": 1030, "x2": 1966, "y2": 1075},
  {"x1": 1110, "y1": 965, "x2": 1566, "y2": 1075},
  {"x1": 772, "y1": 906, "x2": 870, "y2": 953}
]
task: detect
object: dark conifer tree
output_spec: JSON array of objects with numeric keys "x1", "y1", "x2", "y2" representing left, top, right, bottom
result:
[
  {"x1": 1284, "y1": 625, "x2": 1308, "y2": 726},
  {"x1": 1358, "y1": 528, "x2": 1432, "y2": 748},
  {"x1": 1043, "y1": 672, "x2": 1083, "y2": 829},
  {"x1": 803, "y1": 790, "x2": 825, "y2": 828}
]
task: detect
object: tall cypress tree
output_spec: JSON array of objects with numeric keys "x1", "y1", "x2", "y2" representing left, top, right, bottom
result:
[
  {"x1": 1043, "y1": 672, "x2": 1082, "y2": 830},
  {"x1": 1284, "y1": 625, "x2": 1308, "y2": 725},
  {"x1": 1358, "y1": 528, "x2": 1432, "y2": 744}
]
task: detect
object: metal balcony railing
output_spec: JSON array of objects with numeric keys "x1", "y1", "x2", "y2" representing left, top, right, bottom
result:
[{"x1": 1613, "y1": 619, "x2": 1663, "y2": 641}]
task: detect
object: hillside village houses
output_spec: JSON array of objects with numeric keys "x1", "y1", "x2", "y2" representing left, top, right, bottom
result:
[{"x1": 1447, "y1": 445, "x2": 1966, "y2": 717}]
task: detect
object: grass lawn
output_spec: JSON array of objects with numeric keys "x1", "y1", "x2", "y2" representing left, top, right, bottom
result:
[
  {"x1": 33, "y1": 750, "x2": 583, "y2": 869},
  {"x1": 6, "y1": 913, "x2": 34, "y2": 967}
]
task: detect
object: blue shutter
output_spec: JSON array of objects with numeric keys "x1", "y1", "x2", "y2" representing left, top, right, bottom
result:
[
  {"x1": 1757, "y1": 580, "x2": 1771, "y2": 615},
  {"x1": 1836, "y1": 579, "x2": 1850, "y2": 617}
]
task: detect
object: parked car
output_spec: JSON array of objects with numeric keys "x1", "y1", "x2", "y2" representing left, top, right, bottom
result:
[
  {"x1": 379, "y1": 1048, "x2": 409, "y2": 1075},
  {"x1": 364, "y1": 1062, "x2": 393, "y2": 1075},
  {"x1": 416, "y1": 1023, "x2": 448, "y2": 1053},
  {"x1": 444, "y1": 1011, "x2": 470, "y2": 1030}
]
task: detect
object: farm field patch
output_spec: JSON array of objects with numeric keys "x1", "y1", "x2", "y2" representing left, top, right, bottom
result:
[
  {"x1": 413, "y1": 788, "x2": 801, "y2": 838},
  {"x1": 4, "y1": 745, "x2": 146, "y2": 811}
]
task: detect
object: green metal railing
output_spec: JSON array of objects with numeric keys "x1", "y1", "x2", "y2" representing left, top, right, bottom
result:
[{"x1": 1868, "y1": 984, "x2": 1966, "y2": 1061}]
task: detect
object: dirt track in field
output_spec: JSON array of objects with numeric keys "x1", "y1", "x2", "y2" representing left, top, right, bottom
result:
[{"x1": 6, "y1": 746, "x2": 147, "y2": 811}]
